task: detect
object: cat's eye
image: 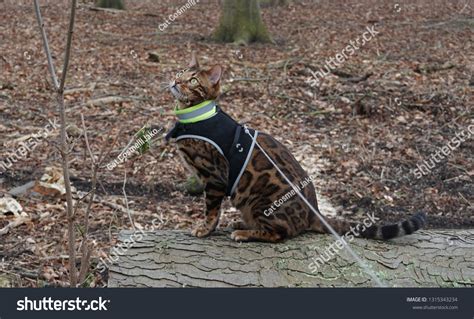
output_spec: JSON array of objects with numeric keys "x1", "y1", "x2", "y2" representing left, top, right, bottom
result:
[{"x1": 189, "y1": 78, "x2": 198, "y2": 85}]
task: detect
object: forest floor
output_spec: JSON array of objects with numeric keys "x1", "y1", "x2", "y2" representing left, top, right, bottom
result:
[{"x1": 0, "y1": 0, "x2": 473, "y2": 287}]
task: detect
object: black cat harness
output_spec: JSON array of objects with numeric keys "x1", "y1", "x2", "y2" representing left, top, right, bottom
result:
[{"x1": 166, "y1": 100, "x2": 259, "y2": 196}]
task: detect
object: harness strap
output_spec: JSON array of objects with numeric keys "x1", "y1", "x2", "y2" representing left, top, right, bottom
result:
[{"x1": 230, "y1": 125, "x2": 242, "y2": 155}]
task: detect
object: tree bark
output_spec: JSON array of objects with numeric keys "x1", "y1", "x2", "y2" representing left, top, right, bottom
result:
[
  {"x1": 108, "y1": 229, "x2": 474, "y2": 287},
  {"x1": 213, "y1": 0, "x2": 272, "y2": 44}
]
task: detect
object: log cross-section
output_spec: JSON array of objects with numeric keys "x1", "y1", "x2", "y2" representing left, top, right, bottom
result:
[{"x1": 108, "y1": 230, "x2": 474, "y2": 287}]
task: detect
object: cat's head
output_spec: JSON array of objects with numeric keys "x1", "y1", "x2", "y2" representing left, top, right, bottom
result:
[{"x1": 169, "y1": 52, "x2": 222, "y2": 109}]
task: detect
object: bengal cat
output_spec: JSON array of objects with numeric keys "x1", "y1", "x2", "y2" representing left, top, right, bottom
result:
[{"x1": 167, "y1": 52, "x2": 426, "y2": 243}]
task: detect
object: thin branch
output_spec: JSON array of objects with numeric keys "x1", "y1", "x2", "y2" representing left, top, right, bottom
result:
[
  {"x1": 98, "y1": 127, "x2": 123, "y2": 169},
  {"x1": 72, "y1": 189, "x2": 92, "y2": 216},
  {"x1": 79, "y1": 114, "x2": 98, "y2": 237},
  {"x1": 78, "y1": 246, "x2": 92, "y2": 284},
  {"x1": 59, "y1": 0, "x2": 77, "y2": 92},
  {"x1": 59, "y1": 0, "x2": 78, "y2": 288},
  {"x1": 81, "y1": 114, "x2": 96, "y2": 166},
  {"x1": 33, "y1": 0, "x2": 59, "y2": 90},
  {"x1": 77, "y1": 115, "x2": 97, "y2": 285},
  {"x1": 59, "y1": 97, "x2": 77, "y2": 287},
  {"x1": 97, "y1": 129, "x2": 116, "y2": 165},
  {"x1": 122, "y1": 170, "x2": 136, "y2": 230}
]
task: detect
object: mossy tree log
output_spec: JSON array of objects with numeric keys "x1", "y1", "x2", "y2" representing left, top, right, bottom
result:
[
  {"x1": 213, "y1": 0, "x2": 272, "y2": 44},
  {"x1": 95, "y1": 0, "x2": 124, "y2": 10},
  {"x1": 108, "y1": 229, "x2": 474, "y2": 287}
]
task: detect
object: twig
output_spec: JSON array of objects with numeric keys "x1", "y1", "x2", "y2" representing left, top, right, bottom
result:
[
  {"x1": 33, "y1": 0, "x2": 59, "y2": 89},
  {"x1": 88, "y1": 6, "x2": 125, "y2": 13},
  {"x1": 101, "y1": 200, "x2": 157, "y2": 218},
  {"x1": 83, "y1": 96, "x2": 136, "y2": 107},
  {"x1": 122, "y1": 171, "x2": 136, "y2": 230},
  {"x1": 0, "y1": 217, "x2": 30, "y2": 236},
  {"x1": 228, "y1": 77, "x2": 270, "y2": 83},
  {"x1": 40, "y1": 254, "x2": 86, "y2": 260},
  {"x1": 330, "y1": 69, "x2": 354, "y2": 78},
  {"x1": 81, "y1": 114, "x2": 96, "y2": 166},
  {"x1": 344, "y1": 72, "x2": 373, "y2": 83},
  {"x1": 77, "y1": 114, "x2": 98, "y2": 285},
  {"x1": 59, "y1": 0, "x2": 77, "y2": 93},
  {"x1": 331, "y1": 70, "x2": 374, "y2": 83},
  {"x1": 266, "y1": 56, "x2": 303, "y2": 69},
  {"x1": 64, "y1": 82, "x2": 97, "y2": 95}
]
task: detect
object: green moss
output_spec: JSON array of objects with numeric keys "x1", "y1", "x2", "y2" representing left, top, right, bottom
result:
[
  {"x1": 185, "y1": 175, "x2": 205, "y2": 196},
  {"x1": 136, "y1": 126, "x2": 153, "y2": 154}
]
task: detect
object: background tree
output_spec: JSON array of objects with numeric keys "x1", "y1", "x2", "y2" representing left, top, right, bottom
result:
[
  {"x1": 95, "y1": 0, "x2": 125, "y2": 10},
  {"x1": 214, "y1": 0, "x2": 272, "y2": 44}
]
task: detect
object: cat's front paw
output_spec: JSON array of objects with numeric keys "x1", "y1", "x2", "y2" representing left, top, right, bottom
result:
[{"x1": 191, "y1": 224, "x2": 214, "y2": 238}]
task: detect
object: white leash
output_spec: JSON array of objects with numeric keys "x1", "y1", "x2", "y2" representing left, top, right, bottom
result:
[{"x1": 243, "y1": 125, "x2": 386, "y2": 287}]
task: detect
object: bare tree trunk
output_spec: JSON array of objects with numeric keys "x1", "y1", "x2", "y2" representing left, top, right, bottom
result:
[
  {"x1": 214, "y1": 0, "x2": 272, "y2": 44},
  {"x1": 108, "y1": 229, "x2": 474, "y2": 287}
]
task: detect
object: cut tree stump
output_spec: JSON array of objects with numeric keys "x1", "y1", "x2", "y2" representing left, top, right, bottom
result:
[{"x1": 108, "y1": 229, "x2": 474, "y2": 288}]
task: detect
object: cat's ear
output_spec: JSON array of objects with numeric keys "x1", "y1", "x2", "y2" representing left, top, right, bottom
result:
[
  {"x1": 207, "y1": 65, "x2": 222, "y2": 86},
  {"x1": 189, "y1": 51, "x2": 199, "y2": 69}
]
